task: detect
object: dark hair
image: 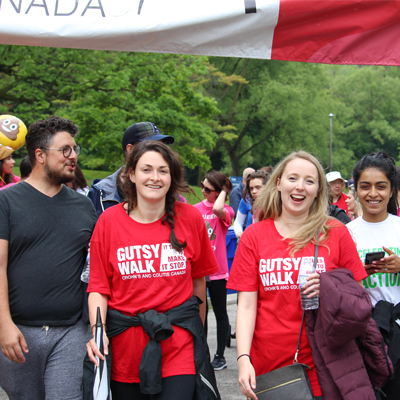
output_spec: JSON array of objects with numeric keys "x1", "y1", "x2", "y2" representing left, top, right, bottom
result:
[
  {"x1": 25, "y1": 115, "x2": 79, "y2": 167},
  {"x1": 119, "y1": 141, "x2": 192, "y2": 252},
  {"x1": 243, "y1": 170, "x2": 269, "y2": 204},
  {"x1": 260, "y1": 165, "x2": 273, "y2": 174},
  {"x1": 19, "y1": 155, "x2": 32, "y2": 179},
  {"x1": 204, "y1": 171, "x2": 233, "y2": 197},
  {"x1": 0, "y1": 158, "x2": 13, "y2": 184},
  {"x1": 69, "y1": 164, "x2": 88, "y2": 191},
  {"x1": 353, "y1": 151, "x2": 398, "y2": 215}
]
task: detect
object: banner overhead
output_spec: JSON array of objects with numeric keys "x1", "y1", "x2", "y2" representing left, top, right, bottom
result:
[{"x1": 0, "y1": 0, "x2": 399, "y2": 66}]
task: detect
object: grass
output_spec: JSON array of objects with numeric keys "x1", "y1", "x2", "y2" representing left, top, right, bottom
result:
[
  {"x1": 186, "y1": 185, "x2": 203, "y2": 205},
  {"x1": 81, "y1": 169, "x2": 112, "y2": 183}
]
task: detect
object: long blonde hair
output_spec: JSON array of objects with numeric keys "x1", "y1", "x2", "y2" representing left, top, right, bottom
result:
[
  {"x1": 254, "y1": 151, "x2": 332, "y2": 255},
  {"x1": 348, "y1": 184, "x2": 363, "y2": 219}
]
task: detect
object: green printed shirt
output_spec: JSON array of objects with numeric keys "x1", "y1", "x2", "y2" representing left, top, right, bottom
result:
[{"x1": 347, "y1": 214, "x2": 400, "y2": 307}]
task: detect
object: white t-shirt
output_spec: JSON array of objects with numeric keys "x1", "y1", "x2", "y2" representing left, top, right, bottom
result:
[{"x1": 347, "y1": 214, "x2": 400, "y2": 307}]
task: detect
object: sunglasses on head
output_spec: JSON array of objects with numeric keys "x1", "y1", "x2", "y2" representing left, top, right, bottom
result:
[{"x1": 201, "y1": 181, "x2": 218, "y2": 194}]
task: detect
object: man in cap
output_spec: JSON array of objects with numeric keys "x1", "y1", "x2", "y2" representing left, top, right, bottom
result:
[
  {"x1": 88, "y1": 122, "x2": 174, "y2": 216},
  {"x1": 0, "y1": 116, "x2": 97, "y2": 399},
  {"x1": 326, "y1": 171, "x2": 349, "y2": 213},
  {"x1": 229, "y1": 167, "x2": 255, "y2": 218}
]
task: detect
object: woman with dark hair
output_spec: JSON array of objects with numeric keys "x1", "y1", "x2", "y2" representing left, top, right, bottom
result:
[
  {"x1": 66, "y1": 163, "x2": 89, "y2": 195},
  {"x1": 347, "y1": 151, "x2": 400, "y2": 399},
  {"x1": 86, "y1": 141, "x2": 220, "y2": 399},
  {"x1": 234, "y1": 170, "x2": 269, "y2": 238},
  {"x1": 194, "y1": 171, "x2": 234, "y2": 370},
  {"x1": 0, "y1": 145, "x2": 20, "y2": 190}
]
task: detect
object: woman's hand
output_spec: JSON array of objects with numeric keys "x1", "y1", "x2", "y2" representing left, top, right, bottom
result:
[
  {"x1": 86, "y1": 333, "x2": 109, "y2": 367},
  {"x1": 222, "y1": 185, "x2": 232, "y2": 195},
  {"x1": 371, "y1": 246, "x2": 400, "y2": 274},
  {"x1": 302, "y1": 272, "x2": 320, "y2": 298},
  {"x1": 238, "y1": 356, "x2": 258, "y2": 400}
]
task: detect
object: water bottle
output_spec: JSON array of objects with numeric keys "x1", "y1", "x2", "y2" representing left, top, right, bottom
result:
[
  {"x1": 80, "y1": 254, "x2": 90, "y2": 283},
  {"x1": 298, "y1": 258, "x2": 319, "y2": 310}
]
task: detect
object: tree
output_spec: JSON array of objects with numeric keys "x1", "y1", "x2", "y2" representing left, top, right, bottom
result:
[
  {"x1": 206, "y1": 58, "x2": 349, "y2": 175},
  {"x1": 0, "y1": 46, "x2": 220, "y2": 170},
  {"x1": 329, "y1": 65, "x2": 400, "y2": 167}
]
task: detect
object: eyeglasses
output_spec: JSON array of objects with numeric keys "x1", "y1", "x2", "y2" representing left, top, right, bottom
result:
[
  {"x1": 201, "y1": 181, "x2": 218, "y2": 194},
  {"x1": 41, "y1": 145, "x2": 81, "y2": 158}
]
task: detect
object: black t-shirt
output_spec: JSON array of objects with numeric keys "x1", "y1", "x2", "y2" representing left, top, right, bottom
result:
[{"x1": 0, "y1": 182, "x2": 97, "y2": 326}]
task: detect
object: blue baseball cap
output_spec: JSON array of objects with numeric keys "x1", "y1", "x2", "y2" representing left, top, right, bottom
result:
[{"x1": 122, "y1": 122, "x2": 174, "y2": 150}]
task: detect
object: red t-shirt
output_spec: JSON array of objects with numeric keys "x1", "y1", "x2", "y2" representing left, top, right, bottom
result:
[
  {"x1": 227, "y1": 218, "x2": 367, "y2": 397},
  {"x1": 333, "y1": 192, "x2": 348, "y2": 213},
  {"x1": 88, "y1": 202, "x2": 219, "y2": 383}
]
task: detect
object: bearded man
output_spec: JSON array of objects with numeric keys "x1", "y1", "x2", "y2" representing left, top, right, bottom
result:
[{"x1": 0, "y1": 116, "x2": 97, "y2": 400}]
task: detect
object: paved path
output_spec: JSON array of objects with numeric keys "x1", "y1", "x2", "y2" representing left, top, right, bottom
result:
[{"x1": 0, "y1": 295, "x2": 243, "y2": 400}]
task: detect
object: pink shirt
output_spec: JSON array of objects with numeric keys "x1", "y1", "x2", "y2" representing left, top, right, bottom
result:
[
  {"x1": 0, "y1": 175, "x2": 20, "y2": 190},
  {"x1": 194, "y1": 200, "x2": 234, "y2": 280}
]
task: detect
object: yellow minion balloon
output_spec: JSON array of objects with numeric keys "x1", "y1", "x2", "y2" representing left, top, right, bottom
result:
[{"x1": 0, "y1": 115, "x2": 27, "y2": 150}]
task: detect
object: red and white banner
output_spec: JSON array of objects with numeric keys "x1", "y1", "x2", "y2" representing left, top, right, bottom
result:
[{"x1": 0, "y1": 0, "x2": 399, "y2": 65}]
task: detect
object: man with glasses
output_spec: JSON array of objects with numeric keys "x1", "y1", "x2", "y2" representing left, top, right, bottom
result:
[
  {"x1": 88, "y1": 121, "x2": 174, "y2": 216},
  {"x1": 0, "y1": 115, "x2": 97, "y2": 400}
]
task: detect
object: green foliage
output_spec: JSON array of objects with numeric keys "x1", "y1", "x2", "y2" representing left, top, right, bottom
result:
[
  {"x1": 206, "y1": 59, "x2": 400, "y2": 177},
  {"x1": 328, "y1": 65, "x2": 400, "y2": 168},
  {"x1": 0, "y1": 46, "x2": 219, "y2": 171},
  {"x1": 2, "y1": 44, "x2": 400, "y2": 178}
]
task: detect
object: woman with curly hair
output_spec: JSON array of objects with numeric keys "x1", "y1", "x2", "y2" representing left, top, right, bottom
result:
[{"x1": 86, "y1": 141, "x2": 220, "y2": 400}]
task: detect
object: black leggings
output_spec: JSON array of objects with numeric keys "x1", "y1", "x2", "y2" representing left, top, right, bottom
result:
[
  {"x1": 110, "y1": 375, "x2": 196, "y2": 400},
  {"x1": 205, "y1": 279, "x2": 229, "y2": 357}
]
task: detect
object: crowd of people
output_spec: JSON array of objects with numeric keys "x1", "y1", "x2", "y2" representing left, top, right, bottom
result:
[{"x1": 0, "y1": 115, "x2": 399, "y2": 400}]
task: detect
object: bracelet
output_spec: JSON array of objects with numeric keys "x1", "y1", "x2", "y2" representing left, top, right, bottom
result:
[
  {"x1": 237, "y1": 354, "x2": 252, "y2": 364},
  {"x1": 91, "y1": 323, "x2": 106, "y2": 334}
]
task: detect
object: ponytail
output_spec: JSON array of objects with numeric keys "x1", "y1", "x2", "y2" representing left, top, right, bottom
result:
[{"x1": 163, "y1": 194, "x2": 187, "y2": 252}]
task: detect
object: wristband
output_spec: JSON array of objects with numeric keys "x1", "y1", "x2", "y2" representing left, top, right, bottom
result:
[
  {"x1": 237, "y1": 354, "x2": 252, "y2": 364},
  {"x1": 91, "y1": 323, "x2": 106, "y2": 335}
]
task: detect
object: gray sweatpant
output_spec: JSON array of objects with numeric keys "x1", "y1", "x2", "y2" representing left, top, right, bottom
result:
[{"x1": 0, "y1": 319, "x2": 91, "y2": 400}]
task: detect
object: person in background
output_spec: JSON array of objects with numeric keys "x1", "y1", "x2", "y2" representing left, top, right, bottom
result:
[
  {"x1": 230, "y1": 167, "x2": 255, "y2": 217},
  {"x1": 327, "y1": 184, "x2": 351, "y2": 224},
  {"x1": 194, "y1": 171, "x2": 234, "y2": 371},
  {"x1": 0, "y1": 116, "x2": 97, "y2": 400},
  {"x1": 86, "y1": 141, "x2": 219, "y2": 399},
  {"x1": 66, "y1": 163, "x2": 90, "y2": 195},
  {"x1": 347, "y1": 151, "x2": 400, "y2": 399},
  {"x1": 234, "y1": 170, "x2": 269, "y2": 239},
  {"x1": 345, "y1": 184, "x2": 362, "y2": 220},
  {"x1": 228, "y1": 151, "x2": 367, "y2": 400},
  {"x1": 260, "y1": 166, "x2": 273, "y2": 174},
  {"x1": 19, "y1": 155, "x2": 32, "y2": 181},
  {"x1": 395, "y1": 167, "x2": 400, "y2": 217},
  {"x1": 88, "y1": 122, "x2": 174, "y2": 217},
  {"x1": 326, "y1": 171, "x2": 348, "y2": 213},
  {"x1": 0, "y1": 145, "x2": 20, "y2": 190}
]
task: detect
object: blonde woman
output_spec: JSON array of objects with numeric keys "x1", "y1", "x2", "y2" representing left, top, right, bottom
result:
[
  {"x1": 227, "y1": 151, "x2": 367, "y2": 400},
  {"x1": 345, "y1": 184, "x2": 362, "y2": 220}
]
